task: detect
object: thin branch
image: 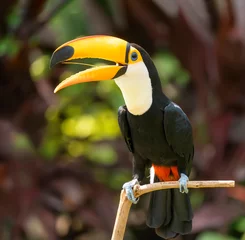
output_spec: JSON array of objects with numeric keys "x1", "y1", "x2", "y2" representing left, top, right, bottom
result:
[
  {"x1": 111, "y1": 180, "x2": 235, "y2": 240},
  {"x1": 111, "y1": 189, "x2": 132, "y2": 240},
  {"x1": 134, "y1": 180, "x2": 235, "y2": 197}
]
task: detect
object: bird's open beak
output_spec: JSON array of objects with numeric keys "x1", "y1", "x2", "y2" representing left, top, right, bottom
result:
[{"x1": 50, "y1": 35, "x2": 130, "y2": 93}]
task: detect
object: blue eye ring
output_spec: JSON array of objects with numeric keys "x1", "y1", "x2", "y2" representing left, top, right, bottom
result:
[{"x1": 131, "y1": 52, "x2": 138, "y2": 61}]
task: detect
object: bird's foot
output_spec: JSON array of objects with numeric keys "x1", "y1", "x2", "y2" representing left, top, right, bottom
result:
[
  {"x1": 179, "y1": 173, "x2": 189, "y2": 194},
  {"x1": 122, "y1": 179, "x2": 139, "y2": 204}
]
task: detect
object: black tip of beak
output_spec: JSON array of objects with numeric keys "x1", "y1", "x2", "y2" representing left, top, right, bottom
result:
[{"x1": 50, "y1": 45, "x2": 74, "y2": 68}]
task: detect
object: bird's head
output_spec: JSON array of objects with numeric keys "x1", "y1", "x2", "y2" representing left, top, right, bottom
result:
[{"x1": 50, "y1": 35, "x2": 161, "y2": 115}]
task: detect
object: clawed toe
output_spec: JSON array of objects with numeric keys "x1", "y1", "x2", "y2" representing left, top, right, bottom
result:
[
  {"x1": 123, "y1": 179, "x2": 139, "y2": 204},
  {"x1": 179, "y1": 173, "x2": 189, "y2": 194}
]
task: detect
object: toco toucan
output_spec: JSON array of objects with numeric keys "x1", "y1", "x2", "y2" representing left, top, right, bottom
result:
[{"x1": 50, "y1": 35, "x2": 194, "y2": 239}]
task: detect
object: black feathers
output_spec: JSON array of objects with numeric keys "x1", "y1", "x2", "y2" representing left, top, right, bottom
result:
[
  {"x1": 163, "y1": 103, "x2": 194, "y2": 175},
  {"x1": 118, "y1": 105, "x2": 134, "y2": 153},
  {"x1": 164, "y1": 103, "x2": 193, "y2": 160}
]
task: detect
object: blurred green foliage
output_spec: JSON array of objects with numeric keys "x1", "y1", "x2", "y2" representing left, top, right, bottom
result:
[
  {"x1": 0, "y1": 37, "x2": 20, "y2": 56},
  {"x1": 153, "y1": 52, "x2": 190, "y2": 85},
  {"x1": 30, "y1": 55, "x2": 50, "y2": 80},
  {"x1": 197, "y1": 232, "x2": 237, "y2": 240},
  {"x1": 49, "y1": 0, "x2": 88, "y2": 44}
]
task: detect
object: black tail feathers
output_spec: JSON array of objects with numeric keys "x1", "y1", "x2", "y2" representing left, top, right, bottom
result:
[{"x1": 146, "y1": 183, "x2": 193, "y2": 239}]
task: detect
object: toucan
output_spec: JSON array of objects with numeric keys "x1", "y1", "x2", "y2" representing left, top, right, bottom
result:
[{"x1": 50, "y1": 35, "x2": 194, "y2": 239}]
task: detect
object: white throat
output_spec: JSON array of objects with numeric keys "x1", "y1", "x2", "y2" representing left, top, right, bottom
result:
[{"x1": 114, "y1": 62, "x2": 153, "y2": 115}]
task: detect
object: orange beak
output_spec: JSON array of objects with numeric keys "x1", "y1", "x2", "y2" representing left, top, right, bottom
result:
[{"x1": 50, "y1": 35, "x2": 130, "y2": 93}]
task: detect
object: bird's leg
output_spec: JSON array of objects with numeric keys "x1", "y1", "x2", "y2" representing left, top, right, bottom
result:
[
  {"x1": 177, "y1": 158, "x2": 189, "y2": 194},
  {"x1": 179, "y1": 173, "x2": 189, "y2": 193},
  {"x1": 123, "y1": 156, "x2": 145, "y2": 204},
  {"x1": 123, "y1": 178, "x2": 139, "y2": 204}
]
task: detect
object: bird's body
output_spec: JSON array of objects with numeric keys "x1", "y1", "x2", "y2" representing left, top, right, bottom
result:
[
  {"x1": 115, "y1": 44, "x2": 193, "y2": 239},
  {"x1": 118, "y1": 95, "x2": 193, "y2": 239},
  {"x1": 127, "y1": 105, "x2": 177, "y2": 165},
  {"x1": 120, "y1": 102, "x2": 178, "y2": 166},
  {"x1": 50, "y1": 35, "x2": 194, "y2": 239},
  {"x1": 118, "y1": 100, "x2": 193, "y2": 239}
]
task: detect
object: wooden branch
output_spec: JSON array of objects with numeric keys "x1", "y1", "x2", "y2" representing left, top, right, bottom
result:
[
  {"x1": 111, "y1": 180, "x2": 235, "y2": 240},
  {"x1": 111, "y1": 189, "x2": 132, "y2": 240}
]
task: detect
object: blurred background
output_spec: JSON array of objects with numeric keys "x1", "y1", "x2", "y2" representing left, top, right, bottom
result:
[{"x1": 0, "y1": 0, "x2": 245, "y2": 239}]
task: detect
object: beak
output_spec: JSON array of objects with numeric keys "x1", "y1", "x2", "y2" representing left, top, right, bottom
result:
[{"x1": 50, "y1": 35, "x2": 130, "y2": 93}]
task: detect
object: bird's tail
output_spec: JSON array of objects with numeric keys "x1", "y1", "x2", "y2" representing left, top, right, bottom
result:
[{"x1": 146, "y1": 177, "x2": 193, "y2": 239}]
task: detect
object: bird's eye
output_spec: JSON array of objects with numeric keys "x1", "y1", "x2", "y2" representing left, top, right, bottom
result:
[{"x1": 131, "y1": 52, "x2": 138, "y2": 61}]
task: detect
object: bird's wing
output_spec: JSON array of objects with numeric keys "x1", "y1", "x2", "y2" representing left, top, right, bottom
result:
[
  {"x1": 118, "y1": 105, "x2": 134, "y2": 153},
  {"x1": 163, "y1": 103, "x2": 194, "y2": 174}
]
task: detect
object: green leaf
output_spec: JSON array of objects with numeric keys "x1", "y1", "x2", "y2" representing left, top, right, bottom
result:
[
  {"x1": 30, "y1": 55, "x2": 50, "y2": 80},
  {"x1": 86, "y1": 144, "x2": 117, "y2": 165},
  {"x1": 50, "y1": 0, "x2": 88, "y2": 44},
  {"x1": 90, "y1": 109, "x2": 120, "y2": 140},
  {"x1": 234, "y1": 217, "x2": 245, "y2": 233},
  {"x1": 108, "y1": 170, "x2": 131, "y2": 189},
  {"x1": 0, "y1": 37, "x2": 20, "y2": 57},
  {"x1": 39, "y1": 137, "x2": 61, "y2": 159},
  {"x1": 13, "y1": 133, "x2": 34, "y2": 152},
  {"x1": 7, "y1": 5, "x2": 21, "y2": 29},
  {"x1": 197, "y1": 232, "x2": 237, "y2": 240},
  {"x1": 190, "y1": 190, "x2": 205, "y2": 209},
  {"x1": 61, "y1": 115, "x2": 96, "y2": 138},
  {"x1": 67, "y1": 140, "x2": 86, "y2": 157},
  {"x1": 152, "y1": 51, "x2": 190, "y2": 86},
  {"x1": 241, "y1": 233, "x2": 245, "y2": 240}
]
